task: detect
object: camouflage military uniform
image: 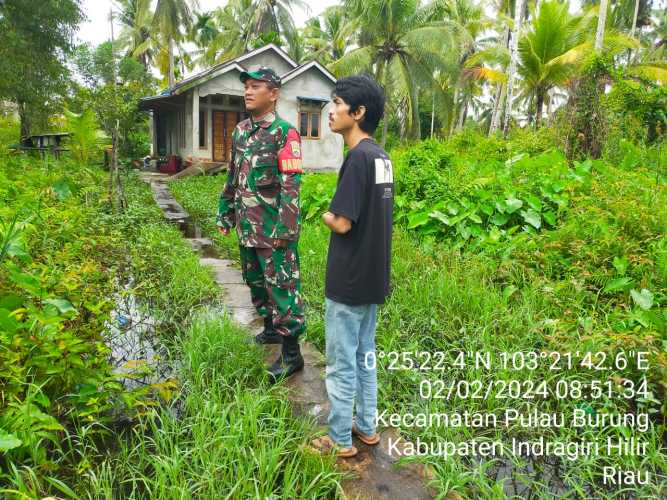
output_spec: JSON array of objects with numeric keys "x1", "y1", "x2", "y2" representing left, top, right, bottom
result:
[{"x1": 216, "y1": 110, "x2": 305, "y2": 339}]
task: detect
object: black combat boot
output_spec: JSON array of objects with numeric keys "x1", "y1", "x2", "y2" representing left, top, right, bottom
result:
[
  {"x1": 254, "y1": 316, "x2": 283, "y2": 344},
  {"x1": 267, "y1": 335, "x2": 304, "y2": 383}
]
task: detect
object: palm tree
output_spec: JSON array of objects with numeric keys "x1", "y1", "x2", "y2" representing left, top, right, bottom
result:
[
  {"x1": 517, "y1": 1, "x2": 595, "y2": 127},
  {"x1": 428, "y1": 0, "x2": 489, "y2": 135},
  {"x1": 503, "y1": 0, "x2": 525, "y2": 134},
  {"x1": 248, "y1": 0, "x2": 309, "y2": 43},
  {"x1": 595, "y1": 0, "x2": 610, "y2": 50},
  {"x1": 191, "y1": 10, "x2": 218, "y2": 48},
  {"x1": 153, "y1": 0, "x2": 198, "y2": 87},
  {"x1": 115, "y1": 0, "x2": 155, "y2": 68},
  {"x1": 332, "y1": 0, "x2": 459, "y2": 144},
  {"x1": 303, "y1": 6, "x2": 358, "y2": 65},
  {"x1": 194, "y1": 0, "x2": 254, "y2": 66}
]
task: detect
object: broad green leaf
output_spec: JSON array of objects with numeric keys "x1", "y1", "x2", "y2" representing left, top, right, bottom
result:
[
  {"x1": 0, "y1": 431, "x2": 22, "y2": 452},
  {"x1": 487, "y1": 226, "x2": 503, "y2": 242},
  {"x1": 479, "y1": 203, "x2": 494, "y2": 216},
  {"x1": 43, "y1": 298, "x2": 77, "y2": 315},
  {"x1": 505, "y1": 153, "x2": 526, "y2": 166},
  {"x1": 8, "y1": 267, "x2": 42, "y2": 295},
  {"x1": 630, "y1": 289, "x2": 653, "y2": 310},
  {"x1": 467, "y1": 212, "x2": 482, "y2": 224},
  {"x1": 603, "y1": 277, "x2": 633, "y2": 293},
  {"x1": 503, "y1": 285, "x2": 518, "y2": 300},
  {"x1": 456, "y1": 223, "x2": 471, "y2": 240},
  {"x1": 495, "y1": 200, "x2": 507, "y2": 213},
  {"x1": 428, "y1": 210, "x2": 451, "y2": 226},
  {"x1": 525, "y1": 194, "x2": 542, "y2": 211},
  {"x1": 0, "y1": 294, "x2": 23, "y2": 311},
  {"x1": 407, "y1": 211, "x2": 429, "y2": 229},
  {"x1": 521, "y1": 209, "x2": 541, "y2": 229},
  {"x1": 542, "y1": 211, "x2": 556, "y2": 226},
  {"x1": 612, "y1": 256, "x2": 629, "y2": 276},
  {"x1": 550, "y1": 180, "x2": 566, "y2": 193},
  {"x1": 0, "y1": 308, "x2": 20, "y2": 333},
  {"x1": 446, "y1": 202, "x2": 459, "y2": 215},
  {"x1": 490, "y1": 213, "x2": 509, "y2": 226},
  {"x1": 52, "y1": 180, "x2": 72, "y2": 201},
  {"x1": 505, "y1": 196, "x2": 523, "y2": 214}
]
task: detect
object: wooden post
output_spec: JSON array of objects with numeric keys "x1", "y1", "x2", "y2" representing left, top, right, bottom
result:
[{"x1": 192, "y1": 87, "x2": 199, "y2": 161}]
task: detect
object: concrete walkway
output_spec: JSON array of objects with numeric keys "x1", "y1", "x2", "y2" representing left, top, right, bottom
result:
[{"x1": 140, "y1": 172, "x2": 434, "y2": 499}]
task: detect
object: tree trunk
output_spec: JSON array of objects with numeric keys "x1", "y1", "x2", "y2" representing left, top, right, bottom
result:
[
  {"x1": 430, "y1": 93, "x2": 435, "y2": 138},
  {"x1": 503, "y1": 0, "x2": 525, "y2": 136},
  {"x1": 449, "y1": 85, "x2": 459, "y2": 137},
  {"x1": 378, "y1": 61, "x2": 390, "y2": 148},
  {"x1": 535, "y1": 90, "x2": 544, "y2": 129},
  {"x1": 489, "y1": 82, "x2": 504, "y2": 135},
  {"x1": 410, "y1": 83, "x2": 420, "y2": 140},
  {"x1": 381, "y1": 110, "x2": 390, "y2": 148},
  {"x1": 456, "y1": 96, "x2": 467, "y2": 131},
  {"x1": 595, "y1": 0, "x2": 609, "y2": 51},
  {"x1": 17, "y1": 100, "x2": 31, "y2": 145},
  {"x1": 535, "y1": 0, "x2": 542, "y2": 19},
  {"x1": 168, "y1": 36, "x2": 175, "y2": 87},
  {"x1": 630, "y1": 0, "x2": 640, "y2": 38}
]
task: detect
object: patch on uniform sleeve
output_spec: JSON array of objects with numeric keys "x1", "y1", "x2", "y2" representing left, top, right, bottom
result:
[{"x1": 278, "y1": 128, "x2": 304, "y2": 174}]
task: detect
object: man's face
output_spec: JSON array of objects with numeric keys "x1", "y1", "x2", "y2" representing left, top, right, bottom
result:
[
  {"x1": 329, "y1": 95, "x2": 357, "y2": 134},
  {"x1": 244, "y1": 79, "x2": 278, "y2": 113}
]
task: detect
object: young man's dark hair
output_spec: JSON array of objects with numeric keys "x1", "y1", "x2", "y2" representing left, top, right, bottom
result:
[{"x1": 332, "y1": 74, "x2": 385, "y2": 134}]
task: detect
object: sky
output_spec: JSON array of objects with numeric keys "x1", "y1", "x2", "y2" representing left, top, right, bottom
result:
[{"x1": 76, "y1": 0, "x2": 340, "y2": 48}]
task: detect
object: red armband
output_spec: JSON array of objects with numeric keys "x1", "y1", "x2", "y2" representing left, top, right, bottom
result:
[{"x1": 278, "y1": 128, "x2": 304, "y2": 174}]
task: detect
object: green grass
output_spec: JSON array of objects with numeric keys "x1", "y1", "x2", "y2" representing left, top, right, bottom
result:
[
  {"x1": 80, "y1": 311, "x2": 342, "y2": 499},
  {"x1": 171, "y1": 138, "x2": 666, "y2": 499}
]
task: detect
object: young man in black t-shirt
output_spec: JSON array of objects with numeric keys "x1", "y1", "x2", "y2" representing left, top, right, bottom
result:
[{"x1": 308, "y1": 75, "x2": 393, "y2": 458}]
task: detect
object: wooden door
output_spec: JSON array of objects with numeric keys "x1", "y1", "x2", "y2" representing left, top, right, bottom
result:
[
  {"x1": 212, "y1": 111, "x2": 241, "y2": 162},
  {"x1": 224, "y1": 112, "x2": 239, "y2": 162},
  {"x1": 212, "y1": 111, "x2": 225, "y2": 161}
]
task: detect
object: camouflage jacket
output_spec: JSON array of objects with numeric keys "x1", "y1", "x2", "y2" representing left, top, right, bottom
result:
[{"x1": 216, "y1": 111, "x2": 303, "y2": 248}]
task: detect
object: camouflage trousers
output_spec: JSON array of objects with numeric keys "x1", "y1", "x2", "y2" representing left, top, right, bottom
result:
[{"x1": 239, "y1": 242, "x2": 305, "y2": 338}]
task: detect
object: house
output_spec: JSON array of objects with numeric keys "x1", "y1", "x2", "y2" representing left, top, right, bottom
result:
[{"x1": 139, "y1": 44, "x2": 343, "y2": 171}]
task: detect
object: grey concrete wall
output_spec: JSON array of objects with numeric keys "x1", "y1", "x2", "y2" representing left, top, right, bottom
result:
[{"x1": 197, "y1": 69, "x2": 245, "y2": 98}]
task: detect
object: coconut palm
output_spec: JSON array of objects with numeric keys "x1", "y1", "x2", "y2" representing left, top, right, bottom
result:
[
  {"x1": 595, "y1": 0, "x2": 610, "y2": 50},
  {"x1": 428, "y1": 0, "x2": 490, "y2": 134},
  {"x1": 153, "y1": 0, "x2": 199, "y2": 87},
  {"x1": 115, "y1": 0, "x2": 155, "y2": 68},
  {"x1": 517, "y1": 1, "x2": 596, "y2": 127},
  {"x1": 503, "y1": 0, "x2": 525, "y2": 134},
  {"x1": 194, "y1": 0, "x2": 254, "y2": 66},
  {"x1": 303, "y1": 6, "x2": 358, "y2": 65},
  {"x1": 247, "y1": 0, "x2": 309, "y2": 43},
  {"x1": 332, "y1": 0, "x2": 459, "y2": 143}
]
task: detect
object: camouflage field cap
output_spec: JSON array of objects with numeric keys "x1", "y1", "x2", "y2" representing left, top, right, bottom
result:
[{"x1": 240, "y1": 66, "x2": 282, "y2": 88}]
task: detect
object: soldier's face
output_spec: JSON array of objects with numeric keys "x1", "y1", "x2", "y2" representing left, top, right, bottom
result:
[
  {"x1": 329, "y1": 95, "x2": 365, "y2": 134},
  {"x1": 244, "y1": 79, "x2": 279, "y2": 114}
]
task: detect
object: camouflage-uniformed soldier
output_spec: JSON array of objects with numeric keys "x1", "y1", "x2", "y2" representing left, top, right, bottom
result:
[{"x1": 216, "y1": 66, "x2": 305, "y2": 383}]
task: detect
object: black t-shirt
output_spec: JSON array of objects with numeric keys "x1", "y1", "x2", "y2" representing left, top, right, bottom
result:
[{"x1": 325, "y1": 138, "x2": 394, "y2": 305}]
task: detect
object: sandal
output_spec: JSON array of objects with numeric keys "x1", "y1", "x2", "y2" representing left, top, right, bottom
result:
[
  {"x1": 352, "y1": 420, "x2": 381, "y2": 445},
  {"x1": 307, "y1": 435, "x2": 358, "y2": 458}
]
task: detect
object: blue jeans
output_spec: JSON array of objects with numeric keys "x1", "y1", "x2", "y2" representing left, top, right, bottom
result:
[{"x1": 324, "y1": 297, "x2": 378, "y2": 447}]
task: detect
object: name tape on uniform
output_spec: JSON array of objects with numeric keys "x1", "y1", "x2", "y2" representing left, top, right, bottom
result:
[{"x1": 278, "y1": 129, "x2": 304, "y2": 174}]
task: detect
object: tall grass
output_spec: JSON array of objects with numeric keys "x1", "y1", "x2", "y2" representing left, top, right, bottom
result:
[{"x1": 80, "y1": 312, "x2": 342, "y2": 499}]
